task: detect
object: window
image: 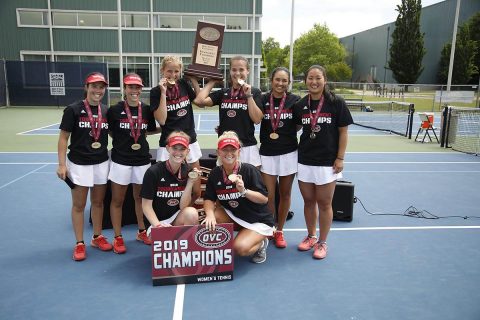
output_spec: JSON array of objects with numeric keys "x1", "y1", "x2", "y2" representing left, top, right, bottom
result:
[
  {"x1": 182, "y1": 15, "x2": 202, "y2": 29},
  {"x1": 23, "y1": 54, "x2": 48, "y2": 61},
  {"x1": 248, "y1": 17, "x2": 260, "y2": 30},
  {"x1": 159, "y1": 16, "x2": 181, "y2": 28},
  {"x1": 102, "y1": 13, "x2": 118, "y2": 27},
  {"x1": 80, "y1": 56, "x2": 104, "y2": 63},
  {"x1": 123, "y1": 14, "x2": 149, "y2": 28},
  {"x1": 53, "y1": 12, "x2": 77, "y2": 26},
  {"x1": 55, "y1": 56, "x2": 79, "y2": 62},
  {"x1": 226, "y1": 16, "x2": 247, "y2": 30},
  {"x1": 204, "y1": 16, "x2": 225, "y2": 25},
  {"x1": 18, "y1": 10, "x2": 46, "y2": 26},
  {"x1": 78, "y1": 13, "x2": 101, "y2": 27}
]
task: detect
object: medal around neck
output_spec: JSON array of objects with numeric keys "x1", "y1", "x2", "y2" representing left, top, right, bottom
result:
[
  {"x1": 91, "y1": 142, "x2": 101, "y2": 149},
  {"x1": 188, "y1": 171, "x2": 199, "y2": 179},
  {"x1": 310, "y1": 132, "x2": 316, "y2": 139},
  {"x1": 269, "y1": 132, "x2": 279, "y2": 140},
  {"x1": 237, "y1": 79, "x2": 245, "y2": 86},
  {"x1": 167, "y1": 79, "x2": 176, "y2": 85},
  {"x1": 131, "y1": 143, "x2": 141, "y2": 150},
  {"x1": 228, "y1": 174, "x2": 238, "y2": 182}
]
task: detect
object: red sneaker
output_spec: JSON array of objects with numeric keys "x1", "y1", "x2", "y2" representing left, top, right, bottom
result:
[
  {"x1": 136, "y1": 230, "x2": 152, "y2": 245},
  {"x1": 273, "y1": 231, "x2": 287, "y2": 248},
  {"x1": 313, "y1": 242, "x2": 328, "y2": 259},
  {"x1": 73, "y1": 243, "x2": 86, "y2": 261},
  {"x1": 113, "y1": 236, "x2": 127, "y2": 254},
  {"x1": 90, "y1": 235, "x2": 113, "y2": 251},
  {"x1": 297, "y1": 235, "x2": 317, "y2": 251}
]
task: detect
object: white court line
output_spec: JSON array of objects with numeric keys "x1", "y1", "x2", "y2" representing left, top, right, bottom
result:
[
  {"x1": 0, "y1": 164, "x2": 49, "y2": 190},
  {"x1": 196, "y1": 114, "x2": 202, "y2": 131},
  {"x1": 17, "y1": 123, "x2": 59, "y2": 135},
  {"x1": 172, "y1": 284, "x2": 185, "y2": 320},
  {"x1": 284, "y1": 226, "x2": 480, "y2": 232},
  {"x1": 0, "y1": 163, "x2": 56, "y2": 165},
  {"x1": 347, "y1": 170, "x2": 480, "y2": 173}
]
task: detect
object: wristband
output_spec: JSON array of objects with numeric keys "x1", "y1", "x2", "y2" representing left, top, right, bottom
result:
[
  {"x1": 240, "y1": 188, "x2": 248, "y2": 197},
  {"x1": 245, "y1": 94, "x2": 253, "y2": 99},
  {"x1": 336, "y1": 157, "x2": 344, "y2": 160}
]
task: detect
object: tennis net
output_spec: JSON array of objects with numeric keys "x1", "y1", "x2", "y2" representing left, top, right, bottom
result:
[
  {"x1": 345, "y1": 100, "x2": 415, "y2": 138},
  {"x1": 442, "y1": 106, "x2": 480, "y2": 155}
]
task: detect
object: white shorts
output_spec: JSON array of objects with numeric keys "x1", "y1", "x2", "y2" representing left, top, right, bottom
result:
[
  {"x1": 224, "y1": 208, "x2": 274, "y2": 237},
  {"x1": 108, "y1": 161, "x2": 151, "y2": 185},
  {"x1": 240, "y1": 145, "x2": 261, "y2": 167},
  {"x1": 297, "y1": 163, "x2": 343, "y2": 185},
  {"x1": 156, "y1": 141, "x2": 202, "y2": 163},
  {"x1": 66, "y1": 159, "x2": 109, "y2": 187},
  {"x1": 260, "y1": 150, "x2": 298, "y2": 176}
]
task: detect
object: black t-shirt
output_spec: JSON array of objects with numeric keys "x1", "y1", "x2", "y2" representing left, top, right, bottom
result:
[
  {"x1": 204, "y1": 163, "x2": 274, "y2": 226},
  {"x1": 59, "y1": 100, "x2": 109, "y2": 165},
  {"x1": 107, "y1": 101, "x2": 157, "y2": 166},
  {"x1": 209, "y1": 87, "x2": 262, "y2": 147},
  {"x1": 149, "y1": 78, "x2": 197, "y2": 146},
  {"x1": 140, "y1": 161, "x2": 190, "y2": 221},
  {"x1": 259, "y1": 92, "x2": 300, "y2": 156},
  {"x1": 293, "y1": 93, "x2": 353, "y2": 166}
]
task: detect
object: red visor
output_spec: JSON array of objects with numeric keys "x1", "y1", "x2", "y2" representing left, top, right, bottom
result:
[
  {"x1": 85, "y1": 74, "x2": 108, "y2": 85},
  {"x1": 167, "y1": 136, "x2": 189, "y2": 148},
  {"x1": 123, "y1": 74, "x2": 143, "y2": 87},
  {"x1": 218, "y1": 138, "x2": 240, "y2": 149}
]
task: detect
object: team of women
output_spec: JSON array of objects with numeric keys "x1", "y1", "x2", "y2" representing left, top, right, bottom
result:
[{"x1": 57, "y1": 55, "x2": 352, "y2": 264}]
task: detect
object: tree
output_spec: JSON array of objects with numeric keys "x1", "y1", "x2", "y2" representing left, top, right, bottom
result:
[
  {"x1": 293, "y1": 23, "x2": 351, "y2": 81},
  {"x1": 262, "y1": 37, "x2": 288, "y2": 77},
  {"x1": 437, "y1": 23, "x2": 478, "y2": 84},
  {"x1": 388, "y1": 0, "x2": 426, "y2": 84},
  {"x1": 466, "y1": 12, "x2": 480, "y2": 82}
]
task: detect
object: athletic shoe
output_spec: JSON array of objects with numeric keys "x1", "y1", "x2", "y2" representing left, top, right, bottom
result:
[
  {"x1": 313, "y1": 242, "x2": 328, "y2": 259},
  {"x1": 136, "y1": 230, "x2": 152, "y2": 245},
  {"x1": 286, "y1": 211, "x2": 295, "y2": 220},
  {"x1": 90, "y1": 235, "x2": 113, "y2": 251},
  {"x1": 73, "y1": 243, "x2": 86, "y2": 261},
  {"x1": 273, "y1": 231, "x2": 287, "y2": 248},
  {"x1": 297, "y1": 235, "x2": 317, "y2": 251},
  {"x1": 113, "y1": 236, "x2": 127, "y2": 254},
  {"x1": 250, "y1": 238, "x2": 269, "y2": 264}
]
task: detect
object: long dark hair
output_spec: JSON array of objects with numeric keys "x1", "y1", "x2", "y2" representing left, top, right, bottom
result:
[{"x1": 304, "y1": 65, "x2": 335, "y2": 101}]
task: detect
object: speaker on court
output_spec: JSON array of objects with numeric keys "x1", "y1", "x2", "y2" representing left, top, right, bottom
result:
[{"x1": 332, "y1": 180, "x2": 355, "y2": 222}]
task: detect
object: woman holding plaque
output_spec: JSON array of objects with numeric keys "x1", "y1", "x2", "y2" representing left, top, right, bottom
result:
[
  {"x1": 259, "y1": 67, "x2": 300, "y2": 249},
  {"x1": 194, "y1": 56, "x2": 263, "y2": 167},
  {"x1": 57, "y1": 72, "x2": 112, "y2": 261},
  {"x1": 150, "y1": 56, "x2": 202, "y2": 200},
  {"x1": 141, "y1": 131, "x2": 200, "y2": 232},
  {"x1": 107, "y1": 73, "x2": 158, "y2": 254},
  {"x1": 293, "y1": 65, "x2": 353, "y2": 259},
  {"x1": 202, "y1": 131, "x2": 274, "y2": 264}
]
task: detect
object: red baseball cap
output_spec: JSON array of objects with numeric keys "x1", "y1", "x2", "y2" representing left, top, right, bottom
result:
[
  {"x1": 218, "y1": 137, "x2": 240, "y2": 149},
  {"x1": 123, "y1": 74, "x2": 143, "y2": 87},
  {"x1": 85, "y1": 73, "x2": 108, "y2": 85},
  {"x1": 168, "y1": 136, "x2": 189, "y2": 148}
]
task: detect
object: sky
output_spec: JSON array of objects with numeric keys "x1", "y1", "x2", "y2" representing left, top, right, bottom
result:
[{"x1": 261, "y1": 0, "x2": 445, "y2": 47}]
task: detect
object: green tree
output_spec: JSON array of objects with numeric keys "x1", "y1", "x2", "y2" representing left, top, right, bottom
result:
[
  {"x1": 466, "y1": 12, "x2": 480, "y2": 82},
  {"x1": 388, "y1": 0, "x2": 426, "y2": 84},
  {"x1": 437, "y1": 23, "x2": 478, "y2": 84},
  {"x1": 293, "y1": 23, "x2": 351, "y2": 81},
  {"x1": 262, "y1": 37, "x2": 288, "y2": 77}
]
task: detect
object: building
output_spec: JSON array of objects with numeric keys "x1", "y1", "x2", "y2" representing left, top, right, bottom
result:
[
  {"x1": 0, "y1": 0, "x2": 263, "y2": 89},
  {"x1": 340, "y1": 0, "x2": 480, "y2": 84}
]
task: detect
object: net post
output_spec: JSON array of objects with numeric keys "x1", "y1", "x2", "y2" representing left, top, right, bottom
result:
[
  {"x1": 440, "y1": 105, "x2": 449, "y2": 147},
  {"x1": 445, "y1": 105, "x2": 452, "y2": 148},
  {"x1": 407, "y1": 103, "x2": 414, "y2": 139}
]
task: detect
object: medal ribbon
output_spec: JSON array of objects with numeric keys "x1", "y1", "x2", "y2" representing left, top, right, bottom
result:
[
  {"x1": 222, "y1": 162, "x2": 239, "y2": 185},
  {"x1": 123, "y1": 101, "x2": 143, "y2": 144},
  {"x1": 308, "y1": 94, "x2": 325, "y2": 133},
  {"x1": 83, "y1": 99, "x2": 102, "y2": 142},
  {"x1": 166, "y1": 160, "x2": 186, "y2": 182},
  {"x1": 230, "y1": 86, "x2": 243, "y2": 100},
  {"x1": 268, "y1": 92, "x2": 287, "y2": 133},
  {"x1": 166, "y1": 83, "x2": 179, "y2": 100}
]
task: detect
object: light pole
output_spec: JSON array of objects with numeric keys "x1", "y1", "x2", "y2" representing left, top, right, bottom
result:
[
  {"x1": 350, "y1": 36, "x2": 355, "y2": 86},
  {"x1": 383, "y1": 26, "x2": 390, "y2": 95}
]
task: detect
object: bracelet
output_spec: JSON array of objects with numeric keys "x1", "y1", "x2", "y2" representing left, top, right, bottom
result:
[
  {"x1": 245, "y1": 93, "x2": 253, "y2": 99},
  {"x1": 336, "y1": 157, "x2": 344, "y2": 160},
  {"x1": 240, "y1": 188, "x2": 248, "y2": 197}
]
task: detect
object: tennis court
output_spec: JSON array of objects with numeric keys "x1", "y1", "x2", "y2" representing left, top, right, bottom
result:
[{"x1": 0, "y1": 107, "x2": 479, "y2": 320}]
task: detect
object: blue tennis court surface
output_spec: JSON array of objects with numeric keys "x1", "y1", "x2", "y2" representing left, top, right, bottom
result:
[{"x1": 0, "y1": 151, "x2": 479, "y2": 319}]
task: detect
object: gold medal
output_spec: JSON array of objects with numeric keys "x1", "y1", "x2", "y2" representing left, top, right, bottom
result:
[
  {"x1": 228, "y1": 174, "x2": 238, "y2": 182},
  {"x1": 91, "y1": 142, "x2": 101, "y2": 149},
  {"x1": 188, "y1": 171, "x2": 199, "y2": 179},
  {"x1": 237, "y1": 79, "x2": 245, "y2": 86},
  {"x1": 310, "y1": 132, "x2": 316, "y2": 139},
  {"x1": 131, "y1": 143, "x2": 141, "y2": 150},
  {"x1": 167, "y1": 79, "x2": 176, "y2": 85},
  {"x1": 270, "y1": 132, "x2": 279, "y2": 140}
]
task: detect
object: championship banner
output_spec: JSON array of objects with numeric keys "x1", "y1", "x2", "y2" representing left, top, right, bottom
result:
[{"x1": 151, "y1": 223, "x2": 234, "y2": 286}]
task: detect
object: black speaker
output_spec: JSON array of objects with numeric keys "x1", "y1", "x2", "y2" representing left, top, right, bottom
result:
[{"x1": 332, "y1": 180, "x2": 355, "y2": 222}]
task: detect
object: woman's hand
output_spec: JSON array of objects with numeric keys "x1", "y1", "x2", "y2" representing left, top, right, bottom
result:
[{"x1": 56, "y1": 164, "x2": 67, "y2": 180}]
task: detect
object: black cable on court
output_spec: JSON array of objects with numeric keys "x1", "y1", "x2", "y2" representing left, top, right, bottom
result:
[{"x1": 354, "y1": 196, "x2": 480, "y2": 220}]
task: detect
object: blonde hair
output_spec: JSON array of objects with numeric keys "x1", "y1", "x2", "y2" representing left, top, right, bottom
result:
[
  {"x1": 166, "y1": 130, "x2": 191, "y2": 143},
  {"x1": 217, "y1": 131, "x2": 242, "y2": 166},
  {"x1": 229, "y1": 56, "x2": 249, "y2": 70},
  {"x1": 161, "y1": 56, "x2": 183, "y2": 72}
]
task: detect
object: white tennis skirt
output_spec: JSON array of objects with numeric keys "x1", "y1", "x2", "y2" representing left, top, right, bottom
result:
[
  {"x1": 240, "y1": 145, "x2": 261, "y2": 167},
  {"x1": 223, "y1": 208, "x2": 274, "y2": 237},
  {"x1": 260, "y1": 150, "x2": 298, "y2": 176},
  {"x1": 108, "y1": 161, "x2": 151, "y2": 185},
  {"x1": 156, "y1": 141, "x2": 202, "y2": 163},
  {"x1": 297, "y1": 163, "x2": 342, "y2": 185},
  {"x1": 67, "y1": 159, "x2": 109, "y2": 187}
]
